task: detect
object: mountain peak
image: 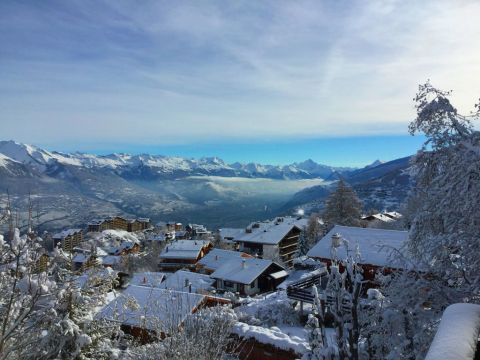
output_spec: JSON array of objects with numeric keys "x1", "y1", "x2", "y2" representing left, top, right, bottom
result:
[{"x1": 365, "y1": 159, "x2": 384, "y2": 169}]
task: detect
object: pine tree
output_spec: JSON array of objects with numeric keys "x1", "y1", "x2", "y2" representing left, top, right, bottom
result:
[{"x1": 323, "y1": 180, "x2": 362, "y2": 227}]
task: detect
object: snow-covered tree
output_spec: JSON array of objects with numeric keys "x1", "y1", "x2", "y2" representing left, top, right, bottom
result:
[
  {"x1": 323, "y1": 180, "x2": 362, "y2": 227},
  {"x1": 407, "y1": 81, "x2": 480, "y2": 301},
  {"x1": 372, "y1": 81, "x2": 480, "y2": 359},
  {"x1": 0, "y1": 223, "x2": 125, "y2": 359},
  {"x1": 36, "y1": 258, "x2": 124, "y2": 359},
  {"x1": 298, "y1": 213, "x2": 323, "y2": 256},
  {"x1": 0, "y1": 229, "x2": 56, "y2": 359},
  {"x1": 305, "y1": 239, "x2": 364, "y2": 360},
  {"x1": 128, "y1": 306, "x2": 238, "y2": 360}
]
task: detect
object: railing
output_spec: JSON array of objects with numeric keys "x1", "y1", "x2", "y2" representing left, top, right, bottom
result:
[{"x1": 285, "y1": 269, "x2": 327, "y2": 303}]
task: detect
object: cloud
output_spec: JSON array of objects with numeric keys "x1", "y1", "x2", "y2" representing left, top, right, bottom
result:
[{"x1": 0, "y1": 0, "x2": 479, "y2": 146}]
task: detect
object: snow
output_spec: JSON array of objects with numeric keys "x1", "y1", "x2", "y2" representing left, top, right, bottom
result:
[
  {"x1": 0, "y1": 153, "x2": 17, "y2": 167},
  {"x1": 97, "y1": 285, "x2": 206, "y2": 332},
  {"x1": 197, "y1": 249, "x2": 253, "y2": 272},
  {"x1": 425, "y1": 303, "x2": 480, "y2": 360},
  {"x1": 277, "y1": 269, "x2": 324, "y2": 290},
  {"x1": 234, "y1": 218, "x2": 301, "y2": 245},
  {"x1": 52, "y1": 228, "x2": 82, "y2": 240},
  {"x1": 233, "y1": 322, "x2": 310, "y2": 354},
  {"x1": 129, "y1": 272, "x2": 166, "y2": 288},
  {"x1": 307, "y1": 225, "x2": 409, "y2": 268},
  {"x1": 159, "y1": 240, "x2": 210, "y2": 260},
  {"x1": 210, "y1": 258, "x2": 281, "y2": 285},
  {"x1": 160, "y1": 270, "x2": 214, "y2": 293}
]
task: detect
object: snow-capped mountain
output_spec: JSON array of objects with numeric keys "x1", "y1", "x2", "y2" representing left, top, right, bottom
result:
[{"x1": 0, "y1": 140, "x2": 348, "y2": 180}]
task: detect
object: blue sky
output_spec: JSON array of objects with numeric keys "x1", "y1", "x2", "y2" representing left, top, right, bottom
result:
[{"x1": 1, "y1": 1, "x2": 479, "y2": 166}]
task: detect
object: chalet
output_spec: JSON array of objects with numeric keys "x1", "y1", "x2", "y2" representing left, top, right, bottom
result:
[
  {"x1": 160, "y1": 270, "x2": 215, "y2": 294},
  {"x1": 307, "y1": 225, "x2": 409, "y2": 282},
  {"x1": 129, "y1": 272, "x2": 166, "y2": 288},
  {"x1": 72, "y1": 247, "x2": 108, "y2": 271},
  {"x1": 186, "y1": 224, "x2": 210, "y2": 239},
  {"x1": 158, "y1": 240, "x2": 212, "y2": 271},
  {"x1": 88, "y1": 219, "x2": 107, "y2": 233},
  {"x1": 35, "y1": 253, "x2": 50, "y2": 273},
  {"x1": 197, "y1": 248, "x2": 253, "y2": 274},
  {"x1": 174, "y1": 230, "x2": 188, "y2": 240},
  {"x1": 210, "y1": 258, "x2": 288, "y2": 296},
  {"x1": 89, "y1": 217, "x2": 149, "y2": 233},
  {"x1": 96, "y1": 285, "x2": 208, "y2": 340},
  {"x1": 232, "y1": 217, "x2": 302, "y2": 267},
  {"x1": 52, "y1": 228, "x2": 83, "y2": 252}
]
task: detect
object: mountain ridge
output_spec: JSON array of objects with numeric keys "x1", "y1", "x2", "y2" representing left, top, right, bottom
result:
[{"x1": 0, "y1": 140, "x2": 354, "y2": 180}]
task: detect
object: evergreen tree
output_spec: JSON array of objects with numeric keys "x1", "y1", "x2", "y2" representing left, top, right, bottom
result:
[{"x1": 323, "y1": 180, "x2": 362, "y2": 227}]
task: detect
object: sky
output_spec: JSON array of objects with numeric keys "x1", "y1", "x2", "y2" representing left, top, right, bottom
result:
[{"x1": 0, "y1": 0, "x2": 479, "y2": 166}]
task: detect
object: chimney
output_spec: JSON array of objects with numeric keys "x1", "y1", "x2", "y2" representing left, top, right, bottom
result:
[
  {"x1": 215, "y1": 255, "x2": 218, "y2": 261},
  {"x1": 331, "y1": 233, "x2": 342, "y2": 248},
  {"x1": 242, "y1": 259, "x2": 246, "y2": 269}
]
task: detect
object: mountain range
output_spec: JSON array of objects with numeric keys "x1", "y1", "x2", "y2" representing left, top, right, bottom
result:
[{"x1": 0, "y1": 140, "x2": 413, "y2": 231}]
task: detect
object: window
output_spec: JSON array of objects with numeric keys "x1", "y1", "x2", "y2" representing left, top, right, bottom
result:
[
  {"x1": 224, "y1": 281, "x2": 235, "y2": 288},
  {"x1": 250, "y1": 281, "x2": 255, "y2": 289}
]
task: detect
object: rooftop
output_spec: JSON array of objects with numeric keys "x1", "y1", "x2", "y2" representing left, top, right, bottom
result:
[
  {"x1": 307, "y1": 225, "x2": 409, "y2": 268},
  {"x1": 160, "y1": 270, "x2": 215, "y2": 293},
  {"x1": 52, "y1": 228, "x2": 82, "y2": 239},
  {"x1": 197, "y1": 248, "x2": 253, "y2": 272},
  {"x1": 96, "y1": 285, "x2": 206, "y2": 331},
  {"x1": 159, "y1": 240, "x2": 210, "y2": 260},
  {"x1": 233, "y1": 217, "x2": 302, "y2": 245},
  {"x1": 211, "y1": 257, "x2": 282, "y2": 285},
  {"x1": 130, "y1": 272, "x2": 166, "y2": 288}
]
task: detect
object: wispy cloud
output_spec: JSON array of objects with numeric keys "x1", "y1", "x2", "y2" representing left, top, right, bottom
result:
[{"x1": 0, "y1": 0, "x2": 479, "y2": 147}]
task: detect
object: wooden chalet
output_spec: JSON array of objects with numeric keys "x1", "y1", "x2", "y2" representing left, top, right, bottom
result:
[
  {"x1": 210, "y1": 258, "x2": 288, "y2": 296},
  {"x1": 232, "y1": 217, "x2": 303, "y2": 267},
  {"x1": 307, "y1": 225, "x2": 410, "y2": 283},
  {"x1": 158, "y1": 240, "x2": 212, "y2": 271},
  {"x1": 52, "y1": 228, "x2": 83, "y2": 252}
]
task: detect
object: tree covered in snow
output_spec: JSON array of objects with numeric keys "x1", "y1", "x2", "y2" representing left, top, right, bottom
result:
[
  {"x1": 0, "y1": 225, "x2": 124, "y2": 359},
  {"x1": 305, "y1": 241, "x2": 364, "y2": 360},
  {"x1": 323, "y1": 180, "x2": 362, "y2": 228},
  {"x1": 298, "y1": 213, "x2": 323, "y2": 256},
  {"x1": 128, "y1": 306, "x2": 238, "y2": 360},
  {"x1": 369, "y1": 82, "x2": 480, "y2": 359},
  {"x1": 36, "y1": 256, "x2": 124, "y2": 359},
  {"x1": 0, "y1": 229, "x2": 56, "y2": 359},
  {"x1": 407, "y1": 81, "x2": 480, "y2": 301}
]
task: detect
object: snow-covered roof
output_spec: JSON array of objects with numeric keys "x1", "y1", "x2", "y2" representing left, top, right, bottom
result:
[
  {"x1": 197, "y1": 249, "x2": 253, "y2": 271},
  {"x1": 361, "y1": 213, "x2": 394, "y2": 222},
  {"x1": 97, "y1": 285, "x2": 206, "y2": 331},
  {"x1": 232, "y1": 322, "x2": 310, "y2": 354},
  {"x1": 211, "y1": 258, "x2": 282, "y2": 285},
  {"x1": 130, "y1": 272, "x2": 166, "y2": 288},
  {"x1": 159, "y1": 240, "x2": 210, "y2": 260},
  {"x1": 307, "y1": 225, "x2": 409, "y2": 267},
  {"x1": 52, "y1": 228, "x2": 82, "y2": 239},
  {"x1": 160, "y1": 270, "x2": 215, "y2": 293},
  {"x1": 425, "y1": 303, "x2": 480, "y2": 360},
  {"x1": 99, "y1": 255, "x2": 122, "y2": 266},
  {"x1": 218, "y1": 228, "x2": 244, "y2": 239},
  {"x1": 384, "y1": 211, "x2": 403, "y2": 219},
  {"x1": 233, "y1": 218, "x2": 301, "y2": 245}
]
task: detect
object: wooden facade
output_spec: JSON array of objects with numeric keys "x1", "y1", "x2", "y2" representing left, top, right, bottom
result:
[
  {"x1": 53, "y1": 229, "x2": 83, "y2": 252},
  {"x1": 88, "y1": 217, "x2": 150, "y2": 233}
]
